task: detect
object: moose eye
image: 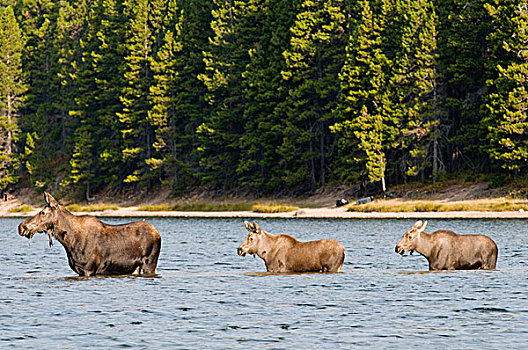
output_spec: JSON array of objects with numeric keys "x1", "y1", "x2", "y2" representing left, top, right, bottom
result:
[
  {"x1": 408, "y1": 235, "x2": 413, "y2": 240},
  {"x1": 250, "y1": 237, "x2": 253, "y2": 241}
]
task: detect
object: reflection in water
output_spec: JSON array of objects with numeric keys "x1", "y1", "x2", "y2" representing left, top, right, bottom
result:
[
  {"x1": 244, "y1": 271, "x2": 345, "y2": 277},
  {"x1": 1, "y1": 217, "x2": 527, "y2": 348}
]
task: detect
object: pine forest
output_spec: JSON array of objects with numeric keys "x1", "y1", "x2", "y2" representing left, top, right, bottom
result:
[{"x1": 0, "y1": 0, "x2": 527, "y2": 199}]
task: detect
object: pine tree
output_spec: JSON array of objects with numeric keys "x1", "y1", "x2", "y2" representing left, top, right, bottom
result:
[
  {"x1": 332, "y1": 0, "x2": 396, "y2": 193},
  {"x1": 484, "y1": 1, "x2": 528, "y2": 172},
  {"x1": 118, "y1": 0, "x2": 166, "y2": 187},
  {"x1": 234, "y1": 0, "x2": 303, "y2": 193},
  {"x1": 149, "y1": 0, "x2": 213, "y2": 191},
  {"x1": 170, "y1": 0, "x2": 214, "y2": 190},
  {"x1": 198, "y1": 0, "x2": 258, "y2": 190},
  {"x1": 3, "y1": 0, "x2": 525, "y2": 196},
  {"x1": 15, "y1": 0, "x2": 62, "y2": 189},
  {"x1": 65, "y1": 0, "x2": 126, "y2": 197},
  {"x1": 280, "y1": 0, "x2": 349, "y2": 191},
  {"x1": 54, "y1": 0, "x2": 88, "y2": 152},
  {"x1": 435, "y1": 0, "x2": 492, "y2": 173},
  {"x1": 0, "y1": 5, "x2": 26, "y2": 190},
  {"x1": 148, "y1": 0, "x2": 182, "y2": 186},
  {"x1": 392, "y1": 0, "x2": 439, "y2": 182}
]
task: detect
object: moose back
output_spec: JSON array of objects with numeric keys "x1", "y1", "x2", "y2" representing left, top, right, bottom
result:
[{"x1": 18, "y1": 192, "x2": 161, "y2": 276}]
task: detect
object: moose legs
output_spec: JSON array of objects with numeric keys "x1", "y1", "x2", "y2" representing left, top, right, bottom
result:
[{"x1": 141, "y1": 239, "x2": 161, "y2": 275}]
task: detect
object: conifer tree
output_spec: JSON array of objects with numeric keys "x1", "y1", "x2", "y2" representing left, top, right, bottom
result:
[
  {"x1": 66, "y1": 0, "x2": 125, "y2": 197},
  {"x1": 198, "y1": 0, "x2": 258, "y2": 189},
  {"x1": 435, "y1": 0, "x2": 492, "y2": 172},
  {"x1": 15, "y1": 0, "x2": 61, "y2": 189},
  {"x1": 235, "y1": 0, "x2": 302, "y2": 193},
  {"x1": 332, "y1": 0, "x2": 395, "y2": 193},
  {"x1": 484, "y1": 1, "x2": 528, "y2": 172},
  {"x1": 3, "y1": 0, "x2": 526, "y2": 197},
  {"x1": 149, "y1": 0, "x2": 213, "y2": 191},
  {"x1": 148, "y1": 0, "x2": 182, "y2": 186},
  {"x1": 280, "y1": 0, "x2": 349, "y2": 191},
  {"x1": 0, "y1": 5, "x2": 26, "y2": 190},
  {"x1": 23, "y1": 0, "x2": 88, "y2": 189},
  {"x1": 392, "y1": 0, "x2": 439, "y2": 181},
  {"x1": 54, "y1": 0, "x2": 87, "y2": 151},
  {"x1": 118, "y1": 0, "x2": 166, "y2": 187}
]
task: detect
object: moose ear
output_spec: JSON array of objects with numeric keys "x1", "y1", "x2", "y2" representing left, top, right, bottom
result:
[
  {"x1": 44, "y1": 192, "x2": 60, "y2": 208},
  {"x1": 244, "y1": 221, "x2": 254, "y2": 232},
  {"x1": 412, "y1": 220, "x2": 423, "y2": 228},
  {"x1": 419, "y1": 220, "x2": 428, "y2": 233},
  {"x1": 253, "y1": 221, "x2": 261, "y2": 234}
]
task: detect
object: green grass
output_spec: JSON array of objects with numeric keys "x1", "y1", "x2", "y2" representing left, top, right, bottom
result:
[
  {"x1": 138, "y1": 203, "x2": 253, "y2": 212},
  {"x1": 347, "y1": 200, "x2": 528, "y2": 213},
  {"x1": 9, "y1": 205, "x2": 34, "y2": 213},
  {"x1": 251, "y1": 203, "x2": 299, "y2": 213},
  {"x1": 66, "y1": 204, "x2": 120, "y2": 212},
  {"x1": 138, "y1": 202, "x2": 299, "y2": 213}
]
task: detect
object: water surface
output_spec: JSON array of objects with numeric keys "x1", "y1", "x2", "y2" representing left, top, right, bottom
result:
[{"x1": 1, "y1": 217, "x2": 527, "y2": 348}]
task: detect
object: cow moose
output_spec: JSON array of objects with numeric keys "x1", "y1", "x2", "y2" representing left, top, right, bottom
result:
[{"x1": 18, "y1": 192, "x2": 161, "y2": 276}]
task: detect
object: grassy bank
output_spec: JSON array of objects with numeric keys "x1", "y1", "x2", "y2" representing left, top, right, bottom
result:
[
  {"x1": 251, "y1": 204, "x2": 299, "y2": 213},
  {"x1": 6, "y1": 179, "x2": 527, "y2": 216},
  {"x1": 138, "y1": 202, "x2": 299, "y2": 213},
  {"x1": 8, "y1": 205, "x2": 34, "y2": 213},
  {"x1": 138, "y1": 203, "x2": 252, "y2": 212},
  {"x1": 347, "y1": 199, "x2": 528, "y2": 213},
  {"x1": 66, "y1": 204, "x2": 120, "y2": 212}
]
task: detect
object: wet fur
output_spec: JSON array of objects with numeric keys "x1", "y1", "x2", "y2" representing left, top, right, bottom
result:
[{"x1": 18, "y1": 193, "x2": 161, "y2": 276}]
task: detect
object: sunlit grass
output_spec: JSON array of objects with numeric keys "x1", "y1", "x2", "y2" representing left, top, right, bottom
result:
[
  {"x1": 251, "y1": 203, "x2": 299, "y2": 213},
  {"x1": 347, "y1": 199, "x2": 528, "y2": 212},
  {"x1": 8, "y1": 205, "x2": 34, "y2": 213},
  {"x1": 138, "y1": 204, "x2": 174, "y2": 211},
  {"x1": 138, "y1": 203, "x2": 253, "y2": 212},
  {"x1": 138, "y1": 202, "x2": 299, "y2": 213},
  {"x1": 66, "y1": 204, "x2": 120, "y2": 212}
]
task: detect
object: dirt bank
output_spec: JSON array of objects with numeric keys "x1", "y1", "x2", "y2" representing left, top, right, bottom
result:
[
  {"x1": 2, "y1": 182, "x2": 527, "y2": 219},
  {"x1": 2, "y1": 201, "x2": 528, "y2": 219}
]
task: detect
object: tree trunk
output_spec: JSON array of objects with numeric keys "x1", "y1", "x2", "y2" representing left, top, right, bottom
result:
[
  {"x1": 433, "y1": 126, "x2": 438, "y2": 184},
  {"x1": 432, "y1": 66, "x2": 438, "y2": 184},
  {"x1": 86, "y1": 183, "x2": 95, "y2": 202},
  {"x1": 320, "y1": 121, "x2": 325, "y2": 187},
  {"x1": 309, "y1": 138, "x2": 316, "y2": 190}
]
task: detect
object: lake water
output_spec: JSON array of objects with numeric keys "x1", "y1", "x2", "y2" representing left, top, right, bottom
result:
[{"x1": 1, "y1": 217, "x2": 527, "y2": 348}]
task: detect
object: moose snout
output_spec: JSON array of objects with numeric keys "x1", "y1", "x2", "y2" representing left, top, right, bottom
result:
[
  {"x1": 395, "y1": 245, "x2": 404, "y2": 255},
  {"x1": 18, "y1": 223, "x2": 28, "y2": 237},
  {"x1": 238, "y1": 247, "x2": 247, "y2": 257}
]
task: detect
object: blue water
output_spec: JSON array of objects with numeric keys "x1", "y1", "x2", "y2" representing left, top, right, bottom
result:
[{"x1": 1, "y1": 217, "x2": 527, "y2": 348}]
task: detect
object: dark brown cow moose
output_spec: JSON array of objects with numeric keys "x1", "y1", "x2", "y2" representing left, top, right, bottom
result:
[
  {"x1": 18, "y1": 192, "x2": 161, "y2": 276},
  {"x1": 238, "y1": 221, "x2": 345, "y2": 273},
  {"x1": 395, "y1": 220, "x2": 498, "y2": 271}
]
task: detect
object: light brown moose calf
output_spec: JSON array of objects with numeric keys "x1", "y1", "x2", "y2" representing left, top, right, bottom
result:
[
  {"x1": 395, "y1": 220, "x2": 498, "y2": 271},
  {"x1": 238, "y1": 221, "x2": 345, "y2": 273}
]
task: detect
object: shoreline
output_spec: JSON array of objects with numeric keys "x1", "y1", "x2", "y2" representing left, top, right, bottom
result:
[{"x1": 3, "y1": 206, "x2": 528, "y2": 219}]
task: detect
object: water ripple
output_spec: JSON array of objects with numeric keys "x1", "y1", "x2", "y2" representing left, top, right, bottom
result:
[{"x1": 1, "y1": 217, "x2": 528, "y2": 348}]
